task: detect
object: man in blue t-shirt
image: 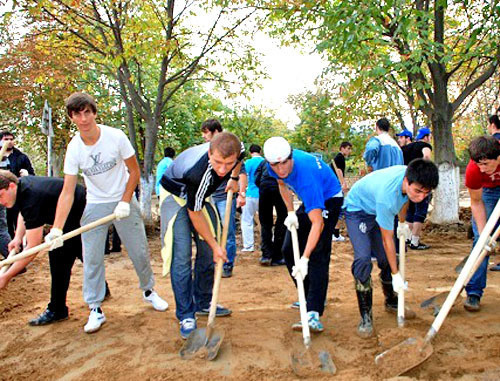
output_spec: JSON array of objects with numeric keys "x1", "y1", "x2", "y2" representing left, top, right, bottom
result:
[
  {"x1": 155, "y1": 147, "x2": 175, "y2": 196},
  {"x1": 344, "y1": 159, "x2": 439, "y2": 338},
  {"x1": 263, "y1": 137, "x2": 343, "y2": 333},
  {"x1": 241, "y1": 144, "x2": 264, "y2": 252}
]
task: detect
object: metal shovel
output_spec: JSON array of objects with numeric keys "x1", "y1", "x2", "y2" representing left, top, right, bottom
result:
[
  {"x1": 289, "y1": 225, "x2": 336, "y2": 376},
  {"x1": 374, "y1": 199, "x2": 500, "y2": 378},
  {"x1": 421, "y1": 223, "x2": 500, "y2": 315},
  {"x1": 179, "y1": 190, "x2": 233, "y2": 361}
]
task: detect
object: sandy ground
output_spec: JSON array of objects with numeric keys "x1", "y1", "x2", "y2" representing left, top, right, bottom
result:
[{"x1": 0, "y1": 216, "x2": 499, "y2": 380}]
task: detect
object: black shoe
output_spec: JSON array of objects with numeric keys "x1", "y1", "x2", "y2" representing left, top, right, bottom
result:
[
  {"x1": 490, "y1": 263, "x2": 500, "y2": 271},
  {"x1": 271, "y1": 258, "x2": 286, "y2": 266},
  {"x1": 29, "y1": 308, "x2": 68, "y2": 326},
  {"x1": 259, "y1": 257, "x2": 272, "y2": 266},
  {"x1": 110, "y1": 247, "x2": 121, "y2": 253},
  {"x1": 410, "y1": 242, "x2": 430, "y2": 250},
  {"x1": 222, "y1": 265, "x2": 233, "y2": 278},
  {"x1": 464, "y1": 295, "x2": 481, "y2": 312},
  {"x1": 104, "y1": 281, "x2": 111, "y2": 301}
]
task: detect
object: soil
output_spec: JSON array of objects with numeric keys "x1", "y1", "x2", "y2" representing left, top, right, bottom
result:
[{"x1": 1, "y1": 210, "x2": 499, "y2": 380}]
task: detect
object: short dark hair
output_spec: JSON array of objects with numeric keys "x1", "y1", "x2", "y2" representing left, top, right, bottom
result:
[
  {"x1": 405, "y1": 159, "x2": 439, "y2": 190},
  {"x1": 489, "y1": 114, "x2": 500, "y2": 131},
  {"x1": 163, "y1": 147, "x2": 175, "y2": 158},
  {"x1": 376, "y1": 118, "x2": 390, "y2": 132},
  {"x1": 0, "y1": 130, "x2": 14, "y2": 140},
  {"x1": 210, "y1": 132, "x2": 241, "y2": 158},
  {"x1": 65, "y1": 92, "x2": 97, "y2": 117},
  {"x1": 0, "y1": 169, "x2": 18, "y2": 190},
  {"x1": 469, "y1": 135, "x2": 500, "y2": 162},
  {"x1": 249, "y1": 144, "x2": 261, "y2": 154},
  {"x1": 201, "y1": 119, "x2": 222, "y2": 133},
  {"x1": 340, "y1": 141, "x2": 352, "y2": 150}
]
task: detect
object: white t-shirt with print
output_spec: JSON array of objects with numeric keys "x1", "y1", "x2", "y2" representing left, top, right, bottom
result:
[{"x1": 64, "y1": 124, "x2": 135, "y2": 204}]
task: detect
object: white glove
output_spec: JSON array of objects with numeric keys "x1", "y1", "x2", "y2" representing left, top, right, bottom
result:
[
  {"x1": 114, "y1": 201, "x2": 130, "y2": 220},
  {"x1": 284, "y1": 211, "x2": 299, "y2": 231},
  {"x1": 292, "y1": 256, "x2": 309, "y2": 280},
  {"x1": 392, "y1": 272, "x2": 408, "y2": 294},
  {"x1": 45, "y1": 228, "x2": 64, "y2": 250},
  {"x1": 19, "y1": 169, "x2": 29, "y2": 177},
  {"x1": 397, "y1": 222, "x2": 411, "y2": 240}
]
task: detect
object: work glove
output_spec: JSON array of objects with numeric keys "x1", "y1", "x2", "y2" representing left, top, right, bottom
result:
[
  {"x1": 397, "y1": 222, "x2": 411, "y2": 240},
  {"x1": 45, "y1": 228, "x2": 64, "y2": 251},
  {"x1": 292, "y1": 256, "x2": 309, "y2": 281},
  {"x1": 19, "y1": 169, "x2": 29, "y2": 177},
  {"x1": 114, "y1": 201, "x2": 130, "y2": 220},
  {"x1": 391, "y1": 272, "x2": 408, "y2": 294},
  {"x1": 284, "y1": 211, "x2": 299, "y2": 231}
]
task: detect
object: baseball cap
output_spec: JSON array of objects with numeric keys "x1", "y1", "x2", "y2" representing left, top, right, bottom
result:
[
  {"x1": 416, "y1": 127, "x2": 431, "y2": 140},
  {"x1": 396, "y1": 129, "x2": 413, "y2": 139}
]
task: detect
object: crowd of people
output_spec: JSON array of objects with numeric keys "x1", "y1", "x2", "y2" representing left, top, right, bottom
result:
[{"x1": 0, "y1": 91, "x2": 498, "y2": 342}]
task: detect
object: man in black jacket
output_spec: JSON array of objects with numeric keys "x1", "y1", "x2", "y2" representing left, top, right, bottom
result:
[{"x1": 0, "y1": 130, "x2": 35, "y2": 238}]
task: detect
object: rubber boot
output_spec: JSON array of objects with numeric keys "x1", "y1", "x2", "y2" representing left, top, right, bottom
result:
[
  {"x1": 381, "y1": 277, "x2": 416, "y2": 319},
  {"x1": 355, "y1": 277, "x2": 373, "y2": 338}
]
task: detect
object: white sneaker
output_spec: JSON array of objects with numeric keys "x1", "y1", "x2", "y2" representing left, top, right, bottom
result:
[
  {"x1": 84, "y1": 308, "x2": 106, "y2": 333},
  {"x1": 143, "y1": 290, "x2": 169, "y2": 311},
  {"x1": 332, "y1": 234, "x2": 346, "y2": 242}
]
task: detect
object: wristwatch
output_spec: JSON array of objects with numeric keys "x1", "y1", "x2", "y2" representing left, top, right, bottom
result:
[{"x1": 230, "y1": 176, "x2": 239, "y2": 180}]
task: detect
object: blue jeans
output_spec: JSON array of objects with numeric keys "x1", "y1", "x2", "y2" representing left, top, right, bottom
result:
[
  {"x1": 345, "y1": 210, "x2": 392, "y2": 284},
  {"x1": 170, "y1": 205, "x2": 216, "y2": 321},
  {"x1": 465, "y1": 186, "x2": 500, "y2": 298},
  {"x1": 214, "y1": 197, "x2": 237, "y2": 268}
]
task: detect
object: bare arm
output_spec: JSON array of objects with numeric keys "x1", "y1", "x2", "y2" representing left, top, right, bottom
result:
[
  {"x1": 380, "y1": 227, "x2": 399, "y2": 274},
  {"x1": 52, "y1": 175, "x2": 78, "y2": 230},
  {"x1": 188, "y1": 209, "x2": 227, "y2": 263},
  {"x1": 8, "y1": 213, "x2": 27, "y2": 252},
  {"x1": 302, "y1": 209, "x2": 324, "y2": 259},
  {"x1": 237, "y1": 173, "x2": 247, "y2": 207},
  {"x1": 278, "y1": 180, "x2": 294, "y2": 211},
  {"x1": 122, "y1": 155, "x2": 141, "y2": 202},
  {"x1": 469, "y1": 187, "x2": 487, "y2": 234},
  {"x1": 422, "y1": 147, "x2": 432, "y2": 160},
  {"x1": 398, "y1": 202, "x2": 409, "y2": 222}
]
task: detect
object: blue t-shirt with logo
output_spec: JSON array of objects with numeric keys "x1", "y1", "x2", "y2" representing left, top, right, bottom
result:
[
  {"x1": 267, "y1": 149, "x2": 341, "y2": 213},
  {"x1": 344, "y1": 165, "x2": 408, "y2": 230},
  {"x1": 244, "y1": 156, "x2": 265, "y2": 198}
]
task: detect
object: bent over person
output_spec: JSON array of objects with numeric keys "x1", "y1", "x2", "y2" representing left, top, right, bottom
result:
[
  {"x1": 263, "y1": 137, "x2": 343, "y2": 332},
  {"x1": 47, "y1": 92, "x2": 168, "y2": 334},
  {"x1": 0, "y1": 172, "x2": 88, "y2": 325},
  {"x1": 159, "y1": 132, "x2": 243, "y2": 339},
  {"x1": 344, "y1": 159, "x2": 439, "y2": 337}
]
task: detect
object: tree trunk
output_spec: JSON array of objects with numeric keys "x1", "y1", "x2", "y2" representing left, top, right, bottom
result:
[
  {"x1": 429, "y1": 105, "x2": 460, "y2": 223},
  {"x1": 139, "y1": 173, "x2": 154, "y2": 224},
  {"x1": 139, "y1": 118, "x2": 159, "y2": 225}
]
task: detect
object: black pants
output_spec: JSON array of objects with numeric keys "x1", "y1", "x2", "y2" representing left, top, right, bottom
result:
[
  {"x1": 105, "y1": 225, "x2": 121, "y2": 253},
  {"x1": 282, "y1": 197, "x2": 342, "y2": 315},
  {"x1": 259, "y1": 188, "x2": 287, "y2": 262},
  {"x1": 47, "y1": 230, "x2": 82, "y2": 315}
]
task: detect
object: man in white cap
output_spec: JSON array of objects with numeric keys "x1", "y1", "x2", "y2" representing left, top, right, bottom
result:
[{"x1": 263, "y1": 137, "x2": 343, "y2": 332}]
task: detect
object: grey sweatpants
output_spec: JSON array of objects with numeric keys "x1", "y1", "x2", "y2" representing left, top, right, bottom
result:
[{"x1": 81, "y1": 196, "x2": 155, "y2": 309}]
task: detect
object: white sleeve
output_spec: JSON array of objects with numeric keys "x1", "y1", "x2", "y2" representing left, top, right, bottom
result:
[
  {"x1": 118, "y1": 130, "x2": 135, "y2": 160},
  {"x1": 63, "y1": 141, "x2": 80, "y2": 175}
]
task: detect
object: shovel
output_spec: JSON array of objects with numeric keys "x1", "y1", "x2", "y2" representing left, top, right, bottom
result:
[
  {"x1": 179, "y1": 190, "x2": 233, "y2": 361},
  {"x1": 397, "y1": 234, "x2": 406, "y2": 328},
  {"x1": 374, "y1": 199, "x2": 500, "y2": 378},
  {"x1": 0, "y1": 213, "x2": 116, "y2": 269},
  {"x1": 289, "y1": 225, "x2": 336, "y2": 376},
  {"x1": 0, "y1": 249, "x2": 17, "y2": 275},
  {"x1": 421, "y1": 223, "x2": 500, "y2": 315}
]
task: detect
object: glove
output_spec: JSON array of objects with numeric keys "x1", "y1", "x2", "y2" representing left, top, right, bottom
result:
[
  {"x1": 397, "y1": 222, "x2": 411, "y2": 240},
  {"x1": 392, "y1": 272, "x2": 408, "y2": 294},
  {"x1": 292, "y1": 256, "x2": 309, "y2": 280},
  {"x1": 45, "y1": 228, "x2": 64, "y2": 251},
  {"x1": 284, "y1": 211, "x2": 299, "y2": 231},
  {"x1": 19, "y1": 169, "x2": 29, "y2": 177},
  {"x1": 114, "y1": 201, "x2": 130, "y2": 220}
]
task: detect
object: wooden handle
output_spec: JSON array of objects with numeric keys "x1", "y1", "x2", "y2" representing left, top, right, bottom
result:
[
  {"x1": 0, "y1": 214, "x2": 116, "y2": 268},
  {"x1": 397, "y1": 235, "x2": 406, "y2": 327},
  {"x1": 425, "y1": 199, "x2": 500, "y2": 342},
  {"x1": 206, "y1": 190, "x2": 233, "y2": 337},
  {"x1": 291, "y1": 225, "x2": 311, "y2": 347},
  {"x1": 0, "y1": 249, "x2": 17, "y2": 274}
]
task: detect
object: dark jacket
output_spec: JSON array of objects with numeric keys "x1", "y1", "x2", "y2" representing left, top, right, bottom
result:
[
  {"x1": 5, "y1": 148, "x2": 35, "y2": 177},
  {"x1": 255, "y1": 161, "x2": 279, "y2": 192}
]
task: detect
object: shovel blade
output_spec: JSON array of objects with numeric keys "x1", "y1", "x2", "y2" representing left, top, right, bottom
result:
[
  {"x1": 375, "y1": 337, "x2": 433, "y2": 378},
  {"x1": 179, "y1": 327, "x2": 224, "y2": 360},
  {"x1": 290, "y1": 345, "x2": 336, "y2": 376}
]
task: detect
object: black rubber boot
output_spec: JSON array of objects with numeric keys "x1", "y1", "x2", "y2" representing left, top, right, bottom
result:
[
  {"x1": 355, "y1": 278, "x2": 373, "y2": 338},
  {"x1": 380, "y1": 278, "x2": 398, "y2": 312}
]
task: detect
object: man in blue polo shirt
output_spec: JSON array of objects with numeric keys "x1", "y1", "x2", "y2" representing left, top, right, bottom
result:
[
  {"x1": 344, "y1": 159, "x2": 439, "y2": 338},
  {"x1": 263, "y1": 137, "x2": 343, "y2": 332}
]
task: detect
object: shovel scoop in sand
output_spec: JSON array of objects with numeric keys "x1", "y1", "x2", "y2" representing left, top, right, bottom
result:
[
  {"x1": 289, "y1": 226, "x2": 336, "y2": 376},
  {"x1": 375, "y1": 199, "x2": 500, "y2": 378}
]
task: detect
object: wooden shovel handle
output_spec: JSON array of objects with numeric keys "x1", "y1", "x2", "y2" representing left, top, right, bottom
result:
[
  {"x1": 0, "y1": 249, "x2": 17, "y2": 274},
  {"x1": 397, "y1": 234, "x2": 406, "y2": 327},
  {"x1": 0, "y1": 213, "x2": 116, "y2": 268}
]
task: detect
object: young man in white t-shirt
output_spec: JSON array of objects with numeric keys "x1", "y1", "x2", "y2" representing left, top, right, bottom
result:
[{"x1": 46, "y1": 92, "x2": 168, "y2": 334}]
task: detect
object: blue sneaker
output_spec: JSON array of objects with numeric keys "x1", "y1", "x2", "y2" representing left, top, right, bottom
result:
[
  {"x1": 291, "y1": 311, "x2": 324, "y2": 333},
  {"x1": 180, "y1": 318, "x2": 197, "y2": 339},
  {"x1": 195, "y1": 304, "x2": 232, "y2": 317}
]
